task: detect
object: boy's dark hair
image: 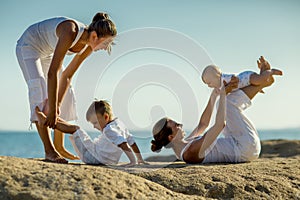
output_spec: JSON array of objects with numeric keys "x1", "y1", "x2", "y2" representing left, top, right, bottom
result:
[{"x1": 86, "y1": 100, "x2": 113, "y2": 121}]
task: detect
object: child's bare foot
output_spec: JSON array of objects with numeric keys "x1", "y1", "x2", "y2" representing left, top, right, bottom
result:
[
  {"x1": 35, "y1": 107, "x2": 46, "y2": 127},
  {"x1": 45, "y1": 151, "x2": 68, "y2": 164},
  {"x1": 271, "y1": 68, "x2": 283, "y2": 76}
]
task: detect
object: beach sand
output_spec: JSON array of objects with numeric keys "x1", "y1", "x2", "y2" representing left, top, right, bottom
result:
[{"x1": 0, "y1": 140, "x2": 299, "y2": 199}]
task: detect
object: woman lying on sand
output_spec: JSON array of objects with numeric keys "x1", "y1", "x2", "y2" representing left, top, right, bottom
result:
[{"x1": 151, "y1": 56, "x2": 282, "y2": 164}]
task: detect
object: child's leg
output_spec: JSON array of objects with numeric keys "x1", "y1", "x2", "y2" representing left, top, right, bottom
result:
[
  {"x1": 54, "y1": 129, "x2": 80, "y2": 160},
  {"x1": 69, "y1": 129, "x2": 103, "y2": 164},
  {"x1": 35, "y1": 107, "x2": 79, "y2": 134},
  {"x1": 250, "y1": 69, "x2": 282, "y2": 86}
]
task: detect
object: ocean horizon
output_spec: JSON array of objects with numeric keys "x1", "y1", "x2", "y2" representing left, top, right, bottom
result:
[{"x1": 0, "y1": 128, "x2": 299, "y2": 162}]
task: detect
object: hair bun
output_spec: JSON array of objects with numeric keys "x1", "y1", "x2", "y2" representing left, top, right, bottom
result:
[
  {"x1": 92, "y1": 12, "x2": 109, "y2": 22},
  {"x1": 151, "y1": 140, "x2": 162, "y2": 152}
]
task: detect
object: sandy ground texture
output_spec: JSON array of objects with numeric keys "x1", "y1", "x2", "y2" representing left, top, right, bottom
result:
[{"x1": 0, "y1": 139, "x2": 299, "y2": 199}]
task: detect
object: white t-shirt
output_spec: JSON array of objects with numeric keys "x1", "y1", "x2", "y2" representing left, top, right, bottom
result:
[
  {"x1": 72, "y1": 118, "x2": 135, "y2": 165},
  {"x1": 17, "y1": 16, "x2": 87, "y2": 59}
]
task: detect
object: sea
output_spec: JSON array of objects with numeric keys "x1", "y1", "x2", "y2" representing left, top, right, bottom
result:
[{"x1": 0, "y1": 128, "x2": 299, "y2": 162}]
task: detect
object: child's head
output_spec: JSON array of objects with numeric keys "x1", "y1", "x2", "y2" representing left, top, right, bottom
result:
[
  {"x1": 86, "y1": 100, "x2": 114, "y2": 131},
  {"x1": 201, "y1": 64, "x2": 222, "y2": 88}
]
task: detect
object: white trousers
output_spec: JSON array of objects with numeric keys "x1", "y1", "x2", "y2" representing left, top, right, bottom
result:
[
  {"x1": 203, "y1": 89, "x2": 261, "y2": 163},
  {"x1": 16, "y1": 45, "x2": 77, "y2": 122},
  {"x1": 69, "y1": 129, "x2": 103, "y2": 165}
]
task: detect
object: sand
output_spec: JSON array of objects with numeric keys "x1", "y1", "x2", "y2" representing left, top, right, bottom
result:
[{"x1": 0, "y1": 139, "x2": 299, "y2": 199}]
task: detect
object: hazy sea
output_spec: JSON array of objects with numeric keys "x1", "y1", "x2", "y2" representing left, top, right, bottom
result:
[{"x1": 0, "y1": 128, "x2": 299, "y2": 162}]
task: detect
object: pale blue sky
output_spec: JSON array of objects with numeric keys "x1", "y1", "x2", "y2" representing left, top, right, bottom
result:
[{"x1": 0, "y1": 0, "x2": 299, "y2": 131}]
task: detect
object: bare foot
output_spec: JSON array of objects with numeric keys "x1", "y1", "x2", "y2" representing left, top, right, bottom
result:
[
  {"x1": 45, "y1": 151, "x2": 68, "y2": 164},
  {"x1": 271, "y1": 68, "x2": 283, "y2": 76},
  {"x1": 56, "y1": 148, "x2": 80, "y2": 160},
  {"x1": 35, "y1": 107, "x2": 46, "y2": 127},
  {"x1": 260, "y1": 69, "x2": 282, "y2": 83}
]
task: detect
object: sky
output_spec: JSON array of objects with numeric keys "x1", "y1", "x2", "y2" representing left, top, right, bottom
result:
[{"x1": 0, "y1": 0, "x2": 299, "y2": 132}]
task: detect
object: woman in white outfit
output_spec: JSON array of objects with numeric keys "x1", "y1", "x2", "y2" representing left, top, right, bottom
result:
[
  {"x1": 16, "y1": 13, "x2": 117, "y2": 163},
  {"x1": 151, "y1": 57, "x2": 279, "y2": 164}
]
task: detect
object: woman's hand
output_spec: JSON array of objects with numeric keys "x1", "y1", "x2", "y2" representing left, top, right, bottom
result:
[
  {"x1": 211, "y1": 87, "x2": 220, "y2": 96},
  {"x1": 44, "y1": 109, "x2": 58, "y2": 128},
  {"x1": 225, "y1": 76, "x2": 239, "y2": 94},
  {"x1": 220, "y1": 81, "x2": 226, "y2": 95}
]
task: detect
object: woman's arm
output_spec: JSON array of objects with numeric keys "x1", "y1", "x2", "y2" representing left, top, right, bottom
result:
[
  {"x1": 57, "y1": 47, "x2": 92, "y2": 108},
  {"x1": 186, "y1": 88, "x2": 219, "y2": 140},
  {"x1": 44, "y1": 21, "x2": 77, "y2": 128},
  {"x1": 183, "y1": 86, "x2": 226, "y2": 163},
  {"x1": 199, "y1": 85, "x2": 226, "y2": 156}
]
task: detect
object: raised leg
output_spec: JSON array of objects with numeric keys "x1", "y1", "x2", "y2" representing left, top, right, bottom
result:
[
  {"x1": 250, "y1": 69, "x2": 282, "y2": 86},
  {"x1": 35, "y1": 107, "x2": 79, "y2": 134},
  {"x1": 242, "y1": 75, "x2": 274, "y2": 100}
]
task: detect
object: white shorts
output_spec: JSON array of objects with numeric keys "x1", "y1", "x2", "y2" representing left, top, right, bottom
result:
[
  {"x1": 222, "y1": 71, "x2": 255, "y2": 90},
  {"x1": 237, "y1": 71, "x2": 255, "y2": 89},
  {"x1": 16, "y1": 45, "x2": 77, "y2": 122}
]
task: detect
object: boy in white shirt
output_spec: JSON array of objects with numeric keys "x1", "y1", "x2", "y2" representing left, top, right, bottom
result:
[{"x1": 35, "y1": 100, "x2": 147, "y2": 167}]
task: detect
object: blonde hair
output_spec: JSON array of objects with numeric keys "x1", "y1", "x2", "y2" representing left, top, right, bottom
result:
[{"x1": 86, "y1": 100, "x2": 113, "y2": 121}]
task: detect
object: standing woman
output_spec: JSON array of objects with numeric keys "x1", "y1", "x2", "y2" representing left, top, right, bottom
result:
[{"x1": 16, "y1": 13, "x2": 117, "y2": 163}]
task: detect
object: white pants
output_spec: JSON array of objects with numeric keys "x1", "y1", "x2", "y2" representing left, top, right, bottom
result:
[
  {"x1": 69, "y1": 129, "x2": 103, "y2": 165},
  {"x1": 69, "y1": 129, "x2": 123, "y2": 165},
  {"x1": 203, "y1": 89, "x2": 261, "y2": 163},
  {"x1": 16, "y1": 45, "x2": 77, "y2": 122},
  {"x1": 225, "y1": 89, "x2": 261, "y2": 162}
]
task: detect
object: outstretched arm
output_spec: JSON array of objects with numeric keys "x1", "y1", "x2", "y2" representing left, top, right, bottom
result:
[
  {"x1": 118, "y1": 142, "x2": 137, "y2": 167},
  {"x1": 186, "y1": 88, "x2": 219, "y2": 139},
  {"x1": 57, "y1": 48, "x2": 92, "y2": 108},
  {"x1": 45, "y1": 21, "x2": 77, "y2": 128},
  {"x1": 186, "y1": 76, "x2": 238, "y2": 140},
  {"x1": 182, "y1": 85, "x2": 226, "y2": 163},
  {"x1": 199, "y1": 85, "x2": 226, "y2": 157},
  {"x1": 130, "y1": 143, "x2": 149, "y2": 165}
]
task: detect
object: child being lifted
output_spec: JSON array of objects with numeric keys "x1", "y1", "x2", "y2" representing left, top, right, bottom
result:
[{"x1": 202, "y1": 56, "x2": 282, "y2": 90}]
